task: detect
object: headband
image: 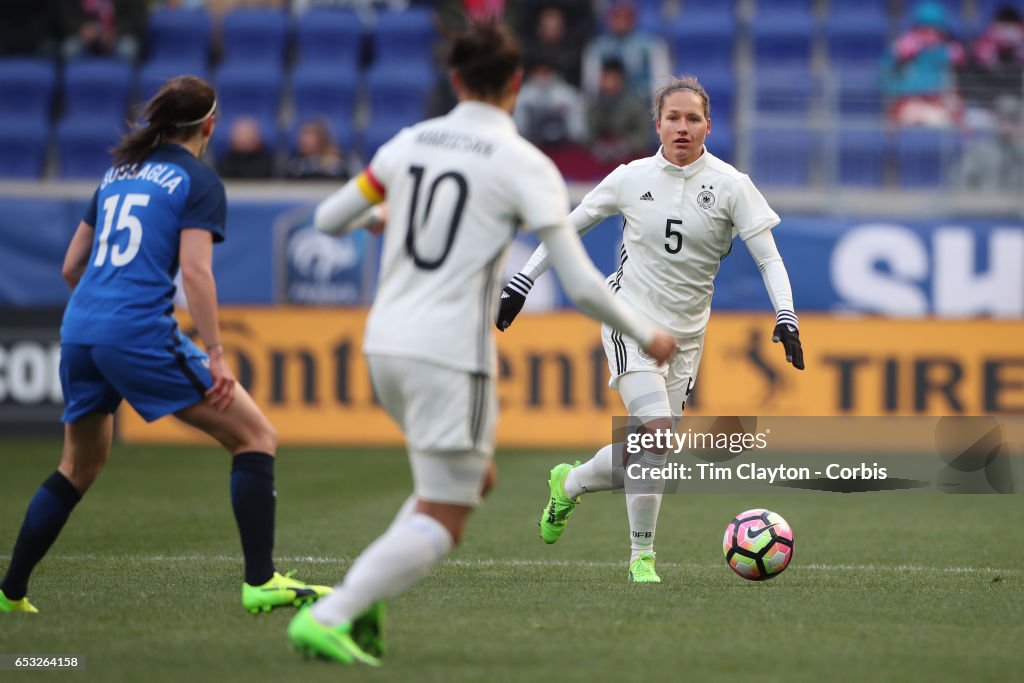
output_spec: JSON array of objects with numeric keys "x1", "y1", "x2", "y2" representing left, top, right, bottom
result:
[{"x1": 173, "y1": 99, "x2": 217, "y2": 127}]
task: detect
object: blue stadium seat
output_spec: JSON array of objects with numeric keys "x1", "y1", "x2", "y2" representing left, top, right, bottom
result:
[
  {"x1": 63, "y1": 58, "x2": 134, "y2": 123},
  {"x1": 835, "y1": 67, "x2": 885, "y2": 119},
  {"x1": 755, "y1": 67, "x2": 819, "y2": 116},
  {"x1": 138, "y1": 61, "x2": 209, "y2": 103},
  {"x1": 0, "y1": 119, "x2": 48, "y2": 179},
  {"x1": 750, "y1": 125, "x2": 818, "y2": 186},
  {"x1": 57, "y1": 118, "x2": 122, "y2": 179},
  {"x1": 366, "y1": 63, "x2": 432, "y2": 128},
  {"x1": 978, "y1": 0, "x2": 1024, "y2": 22},
  {"x1": 145, "y1": 8, "x2": 211, "y2": 67},
  {"x1": 751, "y1": 12, "x2": 817, "y2": 69},
  {"x1": 296, "y1": 8, "x2": 363, "y2": 68},
  {"x1": 825, "y1": 13, "x2": 891, "y2": 68},
  {"x1": 753, "y1": 0, "x2": 813, "y2": 14},
  {"x1": 699, "y1": 67, "x2": 736, "y2": 125},
  {"x1": 360, "y1": 114, "x2": 411, "y2": 162},
  {"x1": 221, "y1": 9, "x2": 289, "y2": 66},
  {"x1": 669, "y1": 12, "x2": 736, "y2": 72},
  {"x1": 0, "y1": 58, "x2": 56, "y2": 121},
  {"x1": 373, "y1": 8, "x2": 436, "y2": 67},
  {"x1": 707, "y1": 121, "x2": 733, "y2": 164},
  {"x1": 895, "y1": 127, "x2": 953, "y2": 187},
  {"x1": 216, "y1": 63, "x2": 283, "y2": 127},
  {"x1": 838, "y1": 127, "x2": 888, "y2": 186},
  {"x1": 292, "y1": 63, "x2": 359, "y2": 134},
  {"x1": 827, "y1": 0, "x2": 891, "y2": 19}
]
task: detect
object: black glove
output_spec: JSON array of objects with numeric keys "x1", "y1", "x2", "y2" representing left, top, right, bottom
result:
[
  {"x1": 495, "y1": 273, "x2": 534, "y2": 331},
  {"x1": 772, "y1": 312, "x2": 804, "y2": 370}
]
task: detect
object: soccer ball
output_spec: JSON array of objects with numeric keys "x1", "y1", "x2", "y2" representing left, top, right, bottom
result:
[{"x1": 722, "y1": 508, "x2": 794, "y2": 580}]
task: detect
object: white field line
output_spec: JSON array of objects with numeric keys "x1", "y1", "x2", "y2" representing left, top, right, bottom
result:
[{"x1": 0, "y1": 554, "x2": 1017, "y2": 575}]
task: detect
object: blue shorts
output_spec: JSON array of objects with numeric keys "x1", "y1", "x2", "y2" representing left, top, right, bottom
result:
[{"x1": 60, "y1": 334, "x2": 213, "y2": 424}]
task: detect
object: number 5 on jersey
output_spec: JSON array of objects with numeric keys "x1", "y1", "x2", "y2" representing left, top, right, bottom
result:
[
  {"x1": 94, "y1": 192, "x2": 150, "y2": 267},
  {"x1": 664, "y1": 218, "x2": 683, "y2": 254}
]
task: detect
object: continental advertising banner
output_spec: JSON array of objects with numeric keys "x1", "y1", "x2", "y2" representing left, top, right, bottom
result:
[{"x1": 117, "y1": 308, "x2": 1024, "y2": 447}]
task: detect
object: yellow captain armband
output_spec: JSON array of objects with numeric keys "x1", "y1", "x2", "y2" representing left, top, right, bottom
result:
[{"x1": 356, "y1": 169, "x2": 386, "y2": 204}]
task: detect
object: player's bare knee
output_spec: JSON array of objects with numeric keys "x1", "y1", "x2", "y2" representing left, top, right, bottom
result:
[{"x1": 479, "y1": 461, "x2": 497, "y2": 499}]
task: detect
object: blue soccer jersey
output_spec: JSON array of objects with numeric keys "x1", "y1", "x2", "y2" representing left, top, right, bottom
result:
[{"x1": 61, "y1": 144, "x2": 226, "y2": 347}]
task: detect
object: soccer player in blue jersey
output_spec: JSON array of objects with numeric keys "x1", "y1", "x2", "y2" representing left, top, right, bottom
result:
[{"x1": 0, "y1": 76, "x2": 330, "y2": 615}]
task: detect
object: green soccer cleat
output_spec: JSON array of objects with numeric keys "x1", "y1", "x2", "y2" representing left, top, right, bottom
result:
[
  {"x1": 0, "y1": 589, "x2": 38, "y2": 614},
  {"x1": 352, "y1": 601, "x2": 386, "y2": 658},
  {"x1": 288, "y1": 606, "x2": 381, "y2": 666},
  {"x1": 242, "y1": 571, "x2": 332, "y2": 614},
  {"x1": 539, "y1": 461, "x2": 581, "y2": 544},
  {"x1": 628, "y1": 553, "x2": 661, "y2": 583}
]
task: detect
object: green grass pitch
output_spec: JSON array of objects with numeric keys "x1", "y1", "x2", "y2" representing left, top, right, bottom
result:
[{"x1": 1, "y1": 441, "x2": 1022, "y2": 683}]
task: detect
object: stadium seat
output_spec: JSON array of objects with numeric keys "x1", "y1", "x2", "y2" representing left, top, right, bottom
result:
[
  {"x1": 707, "y1": 121, "x2": 733, "y2": 164},
  {"x1": 372, "y1": 7, "x2": 436, "y2": 68},
  {"x1": 291, "y1": 63, "x2": 359, "y2": 135},
  {"x1": 669, "y1": 12, "x2": 736, "y2": 72},
  {"x1": 826, "y1": 0, "x2": 891, "y2": 19},
  {"x1": 0, "y1": 119, "x2": 49, "y2": 179},
  {"x1": 57, "y1": 118, "x2": 122, "y2": 179},
  {"x1": 699, "y1": 67, "x2": 736, "y2": 125},
  {"x1": 221, "y1": 8, "x2": 289, "y2": 66},
  {"x1": 837, "y1": 127, "x2": 888, "y2": 186},
  {"x1": 895, "y1": 127, "x2": 953, "y2": 188},
  {"x1": 750, "y1": 125, "x2": 818, "y2": 186},
  {"x1": 0, "y1": 58, "x2": 56, "y2": 121},
  {"x1": 138, "y1": 61, "x2": 209, "y2": 103},
  {"x1": 825, "y1": 13, "x2": 891, "y2": 69},
  {"x1": 216, "y1": 63, "x2": 283, "y2": 127},
  {"x1": 366, "y1": 63, "x2": 432, "y2": 128},
  {"x1": 835, "y1": 67, "x2": 885, "y2": 119},
  {"x1": 145, "y1": 8, "x2": 211, "y2": 67},
  {"x1": 360, "y1": 114, "x2": 411, "y2": 162},
  {"x1": 63, "y1": 58, "x2": 135, "y2": 123},
  {"x1": 755, "y1": 67, "x2": 819, "y2": 117},
  {"x1": 296, "y1": 8, "x2": 363, "y2": 68},
  {"x1": 753, "y1": 0, "x2": 813, "y2": 14},
  {"x1": 752, "y1": 12, "x2": 817, "y2": 69}
]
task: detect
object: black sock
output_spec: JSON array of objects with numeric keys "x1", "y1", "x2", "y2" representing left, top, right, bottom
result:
[
  {"x1": 1, "y1": 472, "x2": 81, "y2": 601},
  {"x1": 230, "y1": 452, "x2": 276, "y2": 586}
]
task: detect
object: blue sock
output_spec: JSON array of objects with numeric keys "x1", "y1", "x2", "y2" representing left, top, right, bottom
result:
[
  {"x1": 1, "y1": 472, "x2": 81, "y2": 601},
  {"x1": 231, "y1": 452, "x2": 276, "y2": 586}
]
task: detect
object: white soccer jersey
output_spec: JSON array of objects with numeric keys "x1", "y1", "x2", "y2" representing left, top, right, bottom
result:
[
  {"x1": 361, "y1": 101, "x2": 571, "y2": 375},
  {"x1": 576, "y1": 147, "x2": 780, "y2": 338}
]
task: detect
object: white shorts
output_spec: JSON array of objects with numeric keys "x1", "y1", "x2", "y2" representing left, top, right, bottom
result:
[
  {"x1": 367, "y1": 354, "x2": 495, "y2": 506},
  {"x1": 601, "y1": 324, "x2": 704, "y2": 416}
]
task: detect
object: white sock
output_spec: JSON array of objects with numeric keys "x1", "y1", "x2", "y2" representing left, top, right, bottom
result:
[
  {"x1": 564, "y1": 444, "x2": 615, "y2": 498},
  {"x1": 627, "y1": 492, "x2": 663, "y2": 562},
  {"x1": 387, "y1": 495, "x2": 417, "y2": 532},
  {"x1": 311, "y1": 512, "x2": 453, "y2": 627}
]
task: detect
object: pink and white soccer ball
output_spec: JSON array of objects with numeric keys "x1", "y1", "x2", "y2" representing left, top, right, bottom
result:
[{"x1": 722, "y1": 508, "x2": 794, "y2": 580}]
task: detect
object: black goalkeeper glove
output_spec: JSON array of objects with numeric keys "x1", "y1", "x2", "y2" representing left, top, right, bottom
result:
[
  {"x1": 495, "y1": 273, "x2": 534, "y2": 331},
  {"x1": 772, "y1": 310, "x2": 805, "y2": 370}
]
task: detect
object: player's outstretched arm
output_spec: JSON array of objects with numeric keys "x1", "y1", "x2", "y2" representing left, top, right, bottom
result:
[
  {"x1": 537, "y1": 220, "x2": 676, "y2": 364},
  {"x1": 495, "y1": 206, "x2": 604, "y2": 331},
  {"x1": 743, "y1": 229, "x2": 805, "y2": 370},
  {"x1": 314, "y1": 171, "x2": 387, "y2": 236},
  {"x1": 61, "y1": 221, "x2": 94, "y2": 289}
]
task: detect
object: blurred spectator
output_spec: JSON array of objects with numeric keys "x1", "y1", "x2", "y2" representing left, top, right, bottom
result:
[
  {"x1": 510, "y1": 0, "x2": 595, "y2": 83},
  {"x1": 581, "y1": 0, "x2": 670, "y2": 99},
  {"x1": 959, "y1": 6, "x2": 1024, "y2": 117},
  {"x1": 286, "y1": 120, "x2": 351, "y2": 180},
  {"x1": 513, "y1": 59, "x2": 586, "y2": 149},
  {"x1": 586, "y1": 58, "x2": 650, "y2": 164},
  {"x1": 60, "y1": 0, "x2": 147, "y2": 62},
  {"x1": 216, "y1": 117, "x2": 275, "y2": 179},
  {"x1": 520, "y1": 6, "x2": 583, "y2": 86},
  {"x1": 882, "y1": 1, "x2": 966, "y2": 127},
  {"x1": 0, "y1": 0, "x2": 59, "y2": 57},
  {"x1": 960, "y1": 94, "x2": 1024, "y2": 191}
]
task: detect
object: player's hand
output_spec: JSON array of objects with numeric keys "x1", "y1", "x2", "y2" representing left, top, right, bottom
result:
[
  {"x1": 772, "y1": 322, "x2": 805, "y2": 370},
  {"x1": 368, "y1": 204, "x2": 388, "y2": 235},
  {"x1": 643, "y1": 330, "x2": 678, "y2": 365},
  {"x1": 205, "y1": 347, "x2": 237, "y2": 411},
  {"x1": 495, "y1": 273, "x2": 534, "y2": 331}
]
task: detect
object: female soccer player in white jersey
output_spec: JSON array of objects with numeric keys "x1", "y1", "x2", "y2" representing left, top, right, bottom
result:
[
  {"x1": 496, "y1": 75, "x2": 806, "y2": 583},
  {"x1": 286, "y1": 20, "x2": 676, "y2": 664}
]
